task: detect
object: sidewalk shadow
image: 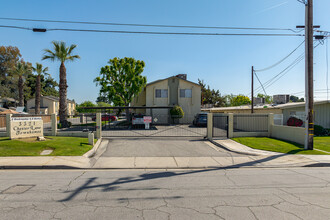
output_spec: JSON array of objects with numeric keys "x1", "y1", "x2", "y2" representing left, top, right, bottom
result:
[{"x1": 59, "y1": 154, "x2": 286, "y2": 202}]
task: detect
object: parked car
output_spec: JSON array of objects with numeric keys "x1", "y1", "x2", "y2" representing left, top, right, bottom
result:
[
  {"x1": 132, "y1": 114, "x2": 145, "y2": 126},
  {"x1": 193, "y1": 113, "x2": 207, "y2": 127},
  {"x1": 92, "y1": 114, "x2": 117, "y2": 122}
]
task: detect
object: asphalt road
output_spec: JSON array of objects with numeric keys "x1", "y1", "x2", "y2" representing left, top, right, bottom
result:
[
  {"x1": 1, "y1": 168, "x2": 330, "y2": 220},
  {"x1": 101, "y1": 137, "x2": 240, "y2": 157}
]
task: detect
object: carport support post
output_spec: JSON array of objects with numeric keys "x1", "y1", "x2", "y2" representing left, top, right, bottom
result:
[
  {"x1": 51, "y1": 114, "x2": 57, "y2": 136},
  {"x1": 96, "y1": 112, "x2": 102, "y2": 139},
  {"x1": 207, "y1": 113, "x2": 213, "y2": 140},
  {"x1": 268, "y1": 113, "x2": 274, "y2": 137},
  {"x1": 228, "y1": 113, "x2": 234, "y2": 138},
  {"x1": 6, "y1": 114, "x2": 12, "y2": 137}
]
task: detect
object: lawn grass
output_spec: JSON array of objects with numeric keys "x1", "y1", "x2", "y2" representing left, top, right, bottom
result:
[
  {"x1": 314, "y1": 137, "x2": 330, "y2": 152},
  {"x1": 0, "y1": 136, "x2": 94, "y2": 156},
  {"x1": 232, "y1": 137, "x2": 330, "y2": 155}
]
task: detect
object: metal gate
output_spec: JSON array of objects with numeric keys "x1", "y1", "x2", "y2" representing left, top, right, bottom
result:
[
  {"x1": 86, "y1": 107, "x2": 207, "y2": 137},
  {"x1": 212, "y1": 114, "x2": 228, "y2": 138},
  {"x1": 102, "y1": 114, "x2": 206, "y2": 137}
]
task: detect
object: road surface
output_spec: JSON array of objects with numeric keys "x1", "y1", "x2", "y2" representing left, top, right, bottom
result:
[{"x1": 1, "y1": 168, "x2": 330, "y2": 220}]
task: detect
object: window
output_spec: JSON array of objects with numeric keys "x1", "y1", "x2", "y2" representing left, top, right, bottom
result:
[
  {"x1": 180, "y1": 89, "x2": 192, "y2": 98},
  {"x1": 155, "y1": 89, "x2": 168, "y2": 98}
]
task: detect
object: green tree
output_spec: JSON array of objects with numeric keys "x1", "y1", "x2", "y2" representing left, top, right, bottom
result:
[
  {"x1": 0, "y1": 46, "x2": 22, "y2": 98},
  {"x1": 25, "y1": 72, "x2": 59, "y2": 99},
  {"x1": 97, "y1": 102, "x2": 112, "y2": 107},
  {"x1": 198, "y1": 79, "x2": 225, "y2": 107},
  {"x1": 10, "y1": 61, "x2": 32, "y2": 106},
  {"x1": 290, "y1": 95, "x2": 304, "y2": 102},
  {"x1": 257, "y1": 93, "x2": 273, "y2": 104},
  {"x1": 94, "y1": 57, "x2": 147, "y2": 119},
  {"x1": 42, "y1": 41, "x2": 80, "y2": 127},
  {"x1": 96, "y1": 92, "x2": 109, "y2": 103},
  {"x1": 231, "y1": 95, "x2": 251, "y2": 106},
  {"x1": 76, "y1": 101, "x2": 96, "y2": 113},
  {"x1": 32, "y1": 63, "x2": 49, "y2": 114}
]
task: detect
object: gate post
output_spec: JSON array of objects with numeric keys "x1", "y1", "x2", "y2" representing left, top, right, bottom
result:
[
  {"x1": 268, "y1": 113, "x2": 274, "y2": 137},
  {"x1": 6, "y1": 114, "x2": 12, "y2": 137},
  {"x1": 51, "y1": 113, "x2": 57, "y2": 136},
  {"x1": 228, "y1": 113, "x2": 234, "y2": 138},
  {"x1": 96, "y1": 112, "x2": 102, "y2": 139},
  {"x1": 207, "y1": 113, "x2": 213, "y2": 140}
]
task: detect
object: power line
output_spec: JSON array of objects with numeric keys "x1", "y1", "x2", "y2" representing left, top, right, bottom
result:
[
  {"x1": 0, "y1": 25, "x2": 305, "y2": 37},
  {"x1": 263, "y1": 55, "x2": 305, "y2": 91},
  {"x1": 0, "y1": 17, "x2": 303, "y2": 32},
  {"x1": 251, "y1": 53, "x2": 305, "y2": 95},
  {"x1": 48, "y1": 28, "x2": 305, "y2": 36},
  {"x1": 254, "y1": 71, "x2": 268, "y2": 96},
  {"x1": 291, "y1": 89, "x2": 329, "y2": 95},
  {"x1": 252, "y1": 42, "x2": 321, "y2": 94},
  {"x1": 254, "y1": 40, "x2": 305, "y2": 72},
  {"x1": 0, "y1": 24, "x2": 31, "y2": 30}
]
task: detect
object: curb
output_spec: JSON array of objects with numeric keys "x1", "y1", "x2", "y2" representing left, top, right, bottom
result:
[
  {"x1": 83, "y1": 138, "x2": 102, "y2": 158},
  {"x1": 209, "y1": 139, "x2": 259, "y2": 156},
  {"x1": 2, "y1": 163, "x2": 330, "y2": 170}
]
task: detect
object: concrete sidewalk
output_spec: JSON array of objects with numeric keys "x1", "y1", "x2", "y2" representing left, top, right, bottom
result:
[
  {"x1": 0, "y1": 139, "x2": 329, "y2": 169},
  {"x1": 0, "y1": 154, "x2": 326, "y2": 169}
]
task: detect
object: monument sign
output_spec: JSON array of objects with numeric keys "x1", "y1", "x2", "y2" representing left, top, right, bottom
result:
[{"x1": 10, "y1": 117, "x2": 43, "y2": 139}]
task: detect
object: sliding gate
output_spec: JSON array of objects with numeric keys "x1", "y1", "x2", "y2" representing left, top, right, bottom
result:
[{"x1": 81, "y1": 107, "x2": 207, "y2": 137}]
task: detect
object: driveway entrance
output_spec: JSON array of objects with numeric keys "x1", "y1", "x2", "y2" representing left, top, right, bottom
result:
[{"x1": 100, "y1": 137, "x2": 238, "y2": 157}]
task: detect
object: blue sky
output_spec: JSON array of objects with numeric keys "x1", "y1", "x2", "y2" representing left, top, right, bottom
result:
[{"x1": 1, "y1": 0, "x2": 329, "y2": 104}]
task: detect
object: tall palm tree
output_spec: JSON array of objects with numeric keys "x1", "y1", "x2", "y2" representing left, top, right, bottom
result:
[
  {"x1": 32, "y1": 63, "x2": 49, "y2": 114},
  {"x1": 11, "y1": 62, "x2": 31, "y2": 107},
  {"x1": 42, "y1": 41, "x2": 80, "y2": 127}
]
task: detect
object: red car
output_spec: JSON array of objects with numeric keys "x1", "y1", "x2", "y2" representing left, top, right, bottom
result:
[
  {"x1": 102, "y1": 115, "x2": 117, "y2": 121},
  {"x1": 92, "y1": 114, "x2": 117, "y2": 122}
]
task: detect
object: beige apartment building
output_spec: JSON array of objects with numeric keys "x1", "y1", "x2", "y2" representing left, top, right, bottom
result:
[
  {"x1": 26, "y1": 96, "x2": 76, "y2": 115},
  {"x1": 131, "y1": 74, "x2": 201, "y2": 123}
]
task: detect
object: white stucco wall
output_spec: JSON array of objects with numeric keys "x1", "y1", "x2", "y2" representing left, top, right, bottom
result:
[{"x1": 282, "y1": 103, "x2": 330, "y2": 128}]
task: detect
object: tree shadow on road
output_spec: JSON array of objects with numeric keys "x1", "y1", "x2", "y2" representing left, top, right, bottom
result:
[{"x1": 59, "y1": 154, "x2": 287, "y2": 202}]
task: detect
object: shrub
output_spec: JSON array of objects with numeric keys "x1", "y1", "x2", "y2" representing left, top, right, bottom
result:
[
  {"x1": 170, "y1": 105, "x2": 184, "y2": 118},
  {"x1": 287, "y1": 117, "x2": 303, "y2": 127},
  {"x1": 314, "y1": 125, "x2": 329, "y2": 136},
  {"x1": 57, "y1": 121, "x2": 72, "y2": 129}
]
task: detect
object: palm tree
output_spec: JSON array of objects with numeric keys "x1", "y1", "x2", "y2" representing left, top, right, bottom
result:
[
  {"x1": 42, "y1": 41, "x2": 80, "y2": 127},
  {"x1": 11, "y1": 62, "x2": 31, "y2": 107},
  {"x1": 32, "y1": 63, "x2": 49, "y2": 114}
]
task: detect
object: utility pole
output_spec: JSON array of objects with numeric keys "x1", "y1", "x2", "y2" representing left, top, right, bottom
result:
[
  {"x1": 305, "y1": 0, "x2": 314, "y2": 150},
  {"x1": 251, "y1": 66, "x2": 254, "y2": 113}
]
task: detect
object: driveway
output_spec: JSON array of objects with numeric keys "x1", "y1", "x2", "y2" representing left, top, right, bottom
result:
[
  {"x1": 100, "y1": 137, "x2": 240, "y2": 157},
  {"x1": 102, "y1": 124, "x2": 207, "y2": 137}
]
